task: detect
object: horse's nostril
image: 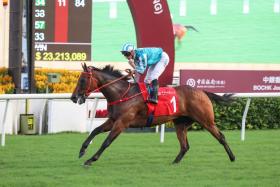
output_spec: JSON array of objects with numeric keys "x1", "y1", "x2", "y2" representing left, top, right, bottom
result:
[{"x1": 78, "y1": 97, "x2": 85, "y2": 105}]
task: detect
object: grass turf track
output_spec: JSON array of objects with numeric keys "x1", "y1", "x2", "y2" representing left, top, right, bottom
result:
[{"x1": 0, "y1": 130, "x2": 280, "y2": 187}]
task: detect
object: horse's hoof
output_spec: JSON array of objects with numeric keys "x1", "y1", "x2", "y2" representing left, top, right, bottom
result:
[
  {"x1": 82, "y1": 164, "x2": 91, "y2": 168},
  {"x1": 79, "y1": 150, "x2": 85, "y2": 158},
  {"x1": 81, "y1": 163, "x2": 90, "y2": 168},
  {"x1": 84, "y1": 160, "x2": 92, "y2": 166}
]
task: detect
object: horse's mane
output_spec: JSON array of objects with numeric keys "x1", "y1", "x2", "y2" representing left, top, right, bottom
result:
[{"x1": 89, "y1": 65, "x2": 130, "y2": 80}]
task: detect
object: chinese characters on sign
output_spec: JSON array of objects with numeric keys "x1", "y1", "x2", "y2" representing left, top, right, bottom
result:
[
  {"x1": 180, "y1": 70, "x2": 280, "y2": 93},
  {"x1": 256, "y1": 76, "x2": 280, "y2": 91},
  {"x1": 186, "y1": 78, "x2": 226, "y2": 89}
]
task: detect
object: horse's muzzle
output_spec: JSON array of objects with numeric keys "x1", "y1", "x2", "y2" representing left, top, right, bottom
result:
[
  {"x1": 70, "y1": 94, "x2": 78, "y2": 103},
  {"x1": 71, "y1": 93, "x2": 86, "y2": 105},
  {"x1": 77, "y1": 96, "x2": 86, "y2": 105}
]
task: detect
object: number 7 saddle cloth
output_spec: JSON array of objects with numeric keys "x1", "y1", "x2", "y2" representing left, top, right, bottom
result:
[{"x1": 138, "y1": 83, "x2": 180, "y2": 117}]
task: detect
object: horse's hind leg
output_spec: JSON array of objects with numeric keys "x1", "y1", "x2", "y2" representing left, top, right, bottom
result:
[
  {"x1": 204, "y1": 124, "x2": 235, "y2": 162},
  {"x1": 79, "y1": 118, "x2": 113, "y2": 158},
  {"x1": 173, "y1": 118, "x2": 193, "y2": 164}
]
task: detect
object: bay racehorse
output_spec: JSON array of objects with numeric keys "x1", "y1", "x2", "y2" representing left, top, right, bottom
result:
[
  {"x1": 173, "y1": 23, "x2": 198, "y2": 45},
  {"x1": 71, "y1": 64, "x2": 235, "y2": 166}
]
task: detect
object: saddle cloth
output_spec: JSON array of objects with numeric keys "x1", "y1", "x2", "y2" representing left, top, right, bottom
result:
[{"x1": 138, "y1": 83, "x2": 179, "y2": 117}]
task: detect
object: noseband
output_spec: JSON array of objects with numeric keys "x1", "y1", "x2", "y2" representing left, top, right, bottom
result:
[{"x1": 80, "y1": 72, "x2": 98, "y2": 96}]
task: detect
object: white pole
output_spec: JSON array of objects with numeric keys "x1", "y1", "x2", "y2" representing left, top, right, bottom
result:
[
  {"x1": 274, "y1": 0, "x2": 280, "y2": 13},
  {"x1": 39, "y1": 99, "x2": 47, "y2": 135},
  {"x1": 47, "y1": 100, "x2": 53, "y2": 133},
  {"x1": 1, "y1": 100, "x2": 9, "y2": 147},
  {"x1": 179, "y1": 0, "x2": 187, "y2": 16},
  {"x1": 109, "y1": 1, "x2": 117, "y2": 19},
  {"x1": 160, "y1": 124, "x2": 165, "y2": 143},
  {"x1": 89, "y1": 98, "x2": 99, "y2": 132},
  {"x1": 243, "y1": 0, "x2": 250, "y2": 14},
  {"x1": 210, "y1": 0, "x2": 217, "y2": 15},
  {"x1": 89, "y1": 98, "x2": 99, "y2": 144},
  {"x1": 241, "y1": 98, "x2": 251, "y2": 141},
  {"x1": 13, "y1": 100, "x2": 20, "y2": 135}
]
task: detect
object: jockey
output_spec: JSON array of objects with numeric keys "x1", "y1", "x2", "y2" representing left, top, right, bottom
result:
[{"x1": 121, "y1": 43, "x2": 169, "y2": 104}]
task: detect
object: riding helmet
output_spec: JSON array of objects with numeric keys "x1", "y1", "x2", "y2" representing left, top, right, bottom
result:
[{"x1": 121, "y1": 43, "x2": 135, "y2": 52}]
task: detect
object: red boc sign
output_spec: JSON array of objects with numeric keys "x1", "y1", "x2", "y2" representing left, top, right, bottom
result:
[
  {"x1": 127, "y1": 0, "x2": 174, "y2": 86},
  {"x1": 180, "y1": 70, "x2": 280, "y2": 93}
]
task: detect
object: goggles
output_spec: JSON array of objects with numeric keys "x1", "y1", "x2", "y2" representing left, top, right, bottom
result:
[{"x1": 121, "y1": 51, "x2": 131, "y2": 57}]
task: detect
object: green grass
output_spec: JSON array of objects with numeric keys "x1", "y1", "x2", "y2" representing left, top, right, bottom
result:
[
  {"x1": 0, "y1": 130, "x2": 280, "y2": 187},
  {"x1": 92, "y1": 0, "x2": 280, "y2": 63}
]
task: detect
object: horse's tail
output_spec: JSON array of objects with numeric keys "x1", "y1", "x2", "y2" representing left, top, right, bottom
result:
[
  {"x1": 184, "y1": 25, "x2": 199, "y2": 32},
  {"x1": 204, "y1": 91, "x2": 235, "y2": 105}
]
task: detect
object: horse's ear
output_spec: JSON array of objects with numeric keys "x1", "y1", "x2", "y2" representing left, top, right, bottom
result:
[
  {"x1": 81, "y1": 63, "x2": 88, "y2": 72},
  {"x1": 84, "y1": 63, "x2": 88, "y2": 72}
]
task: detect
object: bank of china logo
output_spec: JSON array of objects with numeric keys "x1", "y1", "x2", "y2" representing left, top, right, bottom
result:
[{"x1": 186, "y1": 78, "x2": 196, "y2": 87}]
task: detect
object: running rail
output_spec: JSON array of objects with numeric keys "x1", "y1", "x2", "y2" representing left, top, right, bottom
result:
[
  {"x1": 158, "y1": 93, "x2": 280, "y2": 143},
  {"x1": 0, "y1": 93, "x2": 104, "y2": 147},
  {"x1": 232, "y1": 93, "x2": 280, "y2": 141},
  {"x1": 1, "y1": 92, "x2": 280, "y2": 146}
]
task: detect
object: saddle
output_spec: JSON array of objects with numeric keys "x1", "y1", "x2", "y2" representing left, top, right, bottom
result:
[{"x1": 138, "y1": 83, "x2": 179, "y2": 119}]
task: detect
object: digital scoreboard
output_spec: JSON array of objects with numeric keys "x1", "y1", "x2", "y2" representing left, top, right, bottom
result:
[{"x1": 32, "y1": 0, "x2": 92, "y2": 61}]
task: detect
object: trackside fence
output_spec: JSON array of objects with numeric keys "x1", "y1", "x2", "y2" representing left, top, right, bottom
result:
[
  {"x1": 0, "y1": 93, "x2": 104, "y2": 147},
  {"x1": 1, "y1": 92, "x2": 280, "y2": 147}
]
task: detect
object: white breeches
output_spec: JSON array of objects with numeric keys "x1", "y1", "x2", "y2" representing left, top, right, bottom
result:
[{"x1": 144, "y1": 52, "x2": 169, "y2": 83}]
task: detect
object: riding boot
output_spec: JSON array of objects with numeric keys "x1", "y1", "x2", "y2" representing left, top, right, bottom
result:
[{"x1": 148, "y1": 79, "x2": 159, "y2": 104}]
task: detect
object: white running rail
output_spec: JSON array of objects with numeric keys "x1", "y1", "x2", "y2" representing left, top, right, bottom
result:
[{"x1": 0, "y1": 93, "x2": 104, "y2": 147}]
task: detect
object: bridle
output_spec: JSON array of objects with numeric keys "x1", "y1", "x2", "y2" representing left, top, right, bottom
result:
[
  {"x1": 79, "y1": 71, "x2": 98, "y2": 97},
  {"x1": 80, "y1": 69, "x2": 142, "y2": 105}
]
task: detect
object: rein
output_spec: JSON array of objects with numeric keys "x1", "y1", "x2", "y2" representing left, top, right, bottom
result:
[
  {"x1": 107, "y1": 92, "x2": 143, "y2": 106},
  {"x1": 86, "y1": 71, "x2": 143, "y2": 106},
  {"x1": 92, "y1": 74, "x2": 129, "y2": 93}
]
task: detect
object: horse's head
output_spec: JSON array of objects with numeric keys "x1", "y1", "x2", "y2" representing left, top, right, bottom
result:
[{"x1": 71, "y1": 63, "x2": 98, "y2": 104}]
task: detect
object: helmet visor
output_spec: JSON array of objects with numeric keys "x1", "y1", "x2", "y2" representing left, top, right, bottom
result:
[{"x1": 121, "y1": 51, "x2": 131, "y2": 57}]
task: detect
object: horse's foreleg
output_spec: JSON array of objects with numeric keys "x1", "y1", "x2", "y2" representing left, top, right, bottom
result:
[
  {"x1": 79, "y1": 118, "x2": 114, "y2": 158},
  {"x1": 173, "y1": 124, "x2": 189, "y2": 164},
  {"x1": 84, "y1": 120, "x2": 127, "y2": 166},
  {"x1": 204, "y1": 124, "x2": 235, "y2": 162}
]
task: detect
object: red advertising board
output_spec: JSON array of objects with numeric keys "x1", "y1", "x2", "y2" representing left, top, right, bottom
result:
[
  {"x1": 127, "y1": 0, "x2": 174, "y2": 86},
  {"x1": 180, "y1": 70, "x2": 280, "y2": 93}
]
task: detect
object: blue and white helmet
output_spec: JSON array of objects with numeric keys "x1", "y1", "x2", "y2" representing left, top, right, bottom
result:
[{"x1": 121, "y1": 43, "x2": 135, "y2": 52}]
